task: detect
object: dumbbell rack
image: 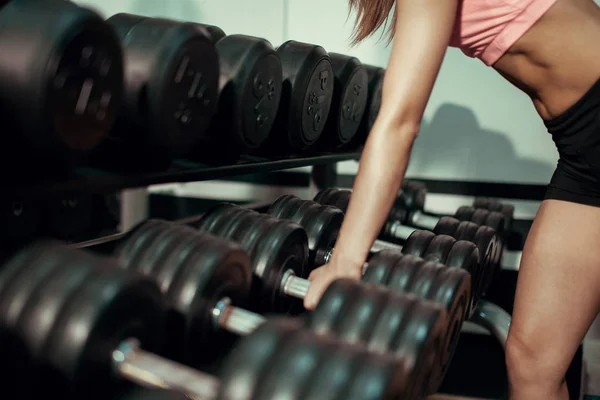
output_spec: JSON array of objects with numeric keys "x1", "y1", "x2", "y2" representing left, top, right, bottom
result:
[
  {"x1": 5, "y1": 151, "x2": 360, "y2": 195},
  {"x1": 4, "y1": 149, "x2": 516, "y2": 399}
]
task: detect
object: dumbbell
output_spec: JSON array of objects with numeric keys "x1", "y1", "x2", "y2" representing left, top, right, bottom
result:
[
  {"x1": 265, "y1": 195, "x2": 481, "y2": 312},
  {"x1": 112, "y1": 218, "x2": 449, "y2": 394},
  {"x1": 314, "y1": 187, "x2": 502, "y2": 297},
  {"x1": 193, "y1": 23, "x2": 283, "y2": 160},
  {"x1": 187, "y1": 203, "x2": 512, "y2": 394},
  {"x1": 265, "y1": 195, "x2": 478, "y2": 385},
  {"x1": 188, "y1": 204, "x2": 467, "y2": 391},
  {"x1": 354, "y1": 64, "x2": 384, "y2": 147},
  {"x1": 191, "y1": 201, "x2": 477, "y2": 311},
  {"x1": 0, "y1": 0, "x2": 123, "y2": 171},
  {"x1": 399, "y1": 181, "x2": 515, "y2": 293},
  {"x1": 400, "y1": 180, "x2": 515, "y2": 233},
  {"x1": 0, "y1": 241, "x2": 425, "y2": 400},
  {"x1": 259, "y1": 40, "x2": 334, "y2": 154},
  {"x1": 390, "y1": 183, "x2": 508, "y2": 295},
  {"x1": 314, "y1": 53, "x2": 369, "y2": 150},
  {"x1": 94, "y1": 13, "x2": 219, "y2": 170}
]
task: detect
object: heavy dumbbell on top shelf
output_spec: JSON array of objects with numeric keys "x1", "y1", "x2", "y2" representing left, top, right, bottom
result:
[
  {"x1": 93, "y1": 13, "x2": 219, "y2": 171},
  {"x1": 195, "y1": 23, "x2": 283, "y2": 160},
  {"x1": 0, "y1": 0, "x2": 123, "y2": 171},
  {"x1": 313, "y1": 188, "x2": 503, "y2": 297},
  {"x1": 0, "y1": 241, "x2": 430, "y2": 400},
  {"x1": 112, "y1": 219, "x2": 449, "y2": 397},
  {"x1": 400, "y1": 180, "x2": 515, "y2": 233},
  {"x1": 259, "y1": 40, "x2": 334, "y2": 155},
  {"x1": 354, "y1": 64, "x2": 384, "y2": 147},
  {"x1": 315, "y1": 53, "x2": 369, "y2": 150}
]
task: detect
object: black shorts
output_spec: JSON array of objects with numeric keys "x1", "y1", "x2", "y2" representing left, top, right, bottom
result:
[{"x1": 544, "y1": 78, "x2": 600, "y2": 207}]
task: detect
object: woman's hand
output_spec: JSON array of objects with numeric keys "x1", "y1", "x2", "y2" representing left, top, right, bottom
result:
[{"x1": 303, "y1": 258, "x2": 363, "y2": 310}]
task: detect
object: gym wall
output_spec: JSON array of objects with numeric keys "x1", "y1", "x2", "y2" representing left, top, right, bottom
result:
[{"x1": 73, "y1": 0, "x2": 555, "y2": 223}]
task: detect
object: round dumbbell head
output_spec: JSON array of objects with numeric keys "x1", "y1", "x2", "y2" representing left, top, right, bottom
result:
[
  {"x1": 0, "y1": 0, "x2": 123, "y2": 159},
  {"x1": 469, "y1": 208, "x2": 506, "y2": 237},
  {"x1": 400, "y1": 181, "x2": 427, "y2": 211},
  {"x1": 473, "y1": 197, "x2": 515, "y2": 233},
  {"x1": 305, "y1": 278, "x2": 446, "y2": 399},
  {"x1": 107, "y1": 14, "x2": 219, "y2": 157},
  {"x1": 419, "y1": 233, "x2": 458, "y2": 264},
  {"x1": 320, "y1": 53, "x2": 369, "y2": 148},
  {"x1": 313, "y1": 187, "x2": 351, "y2": 213},
  {"x1": 365, "y1": 66, "x2": 384, "y2": 128},
  {"x1": 456, "y1": 205, "x2": 509, "y2": 235},
  {"x1": 452, "y1": 220, "x2": 501, "y2": 299},
  {"x1": 403, "y1": 229, "x2": 480, "y2": 314},
  {"x1": 363, "y1": 251, "x2": 471, "y2": 393},
  {"x1": 400, "y1": 230, "x2": 436, "y2": 258},
  {"x1": 453, "y1": 205, "x2": 475, "y2": 222},
  {"x1": 209, "y1": 33, "x2": 283, "y2": 151},
  {"x1": 353, "y1": 64, "x2": 384, "y2": 147},
  {"x1": 0, "y1": 241, "x2": 164, "y2": 400},
  {"x1": 268, "y1": 40, "x2": 334, "y2": 151},
  {"x1": 113, "y1": 219, "x2": 252, "y2": 368},
  {"x1": 442, "y1": 238, "x2": 481, "y2": 315},
  {"x1": 193, "y1": 203, "x2": 308, "y2": 313},
  {"x1": 218, "y1": 317, "x2": 412, "y2": 400},
  {"x1": 193, "y1": 23, "x2": 226, "y2": 43},
  {"x1": 432, "y1": 216, "x2": 461, "y2": 236},
  {"x1": 267, "y1": 195, "x2": 344, "y2": 268}
]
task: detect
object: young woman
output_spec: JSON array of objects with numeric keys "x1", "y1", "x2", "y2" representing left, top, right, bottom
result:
[{"x1": 303, "y1": 0, "x2": 600, "y2": 398}]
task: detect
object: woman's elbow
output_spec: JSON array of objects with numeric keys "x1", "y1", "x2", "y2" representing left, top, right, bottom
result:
[{"x1": 370, "y1": 112, "x2": 422, "y2": 143}]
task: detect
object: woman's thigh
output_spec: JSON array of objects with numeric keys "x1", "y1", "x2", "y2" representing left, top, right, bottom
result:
[{"x1": 510, "y1": 199, "x2": 600, "y2": 376}]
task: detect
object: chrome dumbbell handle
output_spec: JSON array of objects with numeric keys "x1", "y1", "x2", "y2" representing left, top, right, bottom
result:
[
  {"x1": 113, "y1": 339, "x2": 219, "y2": 400},
  {"x1": 212, "y1": 297, "x2": 267, "y2": 336},
  {"x1": 323, "y1": 240, "x2": 403, "y2": 265},
  {"x1": 386, "y1": 220, "x2": 420, "y2": 241},
  {"x1": 408, "y1": 210, "x2": 440, "y2": 231}
]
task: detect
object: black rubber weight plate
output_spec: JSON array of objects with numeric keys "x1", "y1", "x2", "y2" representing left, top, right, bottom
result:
[
  {"x1": 0, "y1": 241, "x2": 64, "y2": 400},
  {"x1": 217, "y1": 318, "x2": 301, "y2": 400},
  {"x1": 269, "y1": 197, "x2": 343, "y2": 268},
  {"x1": 401, "y1": 230, "x2": 436, "y2": 258},
  {"x1": 45, "y1": 262, "x2": 164, "y2": 399}
]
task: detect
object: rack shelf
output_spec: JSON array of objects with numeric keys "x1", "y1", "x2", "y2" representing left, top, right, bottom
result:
[{"x1": 6, "y1": 151, "x2": 361, "y2": 195}]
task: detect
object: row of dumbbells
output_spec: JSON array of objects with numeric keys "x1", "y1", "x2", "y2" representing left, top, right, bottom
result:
[
  {"x1": 2, "y1": 0, "x2": 382, "y2": 177},
  {"x1": 0, "y1": 187, "x2": 512, "y2": 400}
]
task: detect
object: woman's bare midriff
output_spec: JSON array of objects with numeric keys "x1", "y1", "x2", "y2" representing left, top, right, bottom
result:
[{"x1": 493, "y1": 0, "x2": 600, "y2": 120}]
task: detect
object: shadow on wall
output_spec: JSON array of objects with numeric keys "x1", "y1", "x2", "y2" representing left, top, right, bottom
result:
[
  {"x1": 130, "y1": 0, "x2": 203, "y2": 21},
  {"x1": 408, "y1": 103, "x2": 557, "y2": 183}
]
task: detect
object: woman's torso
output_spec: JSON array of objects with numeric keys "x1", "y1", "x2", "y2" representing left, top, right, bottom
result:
[{"x1": 452, "y1": 0, "x2": 600, "y2": 120}]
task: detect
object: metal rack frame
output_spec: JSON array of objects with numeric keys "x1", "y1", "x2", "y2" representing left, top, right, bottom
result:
[{"x1": 6, "y1": 152, "x2": 361, "y2": 195}]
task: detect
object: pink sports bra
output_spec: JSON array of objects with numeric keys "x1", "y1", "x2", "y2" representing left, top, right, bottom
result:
[{"x1": 449, "y1": 0, "x2": 559, "y2": 66}]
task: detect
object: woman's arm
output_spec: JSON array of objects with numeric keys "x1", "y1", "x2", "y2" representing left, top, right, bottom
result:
[{"x1": 304, "y1": 0, "x2": 459, "y2": 309}]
